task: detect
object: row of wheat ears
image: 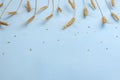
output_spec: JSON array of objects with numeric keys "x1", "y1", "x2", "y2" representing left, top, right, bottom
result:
[{"x1": 0, "y1": 0, "x2": 119, "y2": 29}]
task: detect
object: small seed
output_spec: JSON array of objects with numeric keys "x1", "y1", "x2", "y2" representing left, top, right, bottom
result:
[
  {"x1": 45, "y1": 14, "x2": 53, "y2": 20},
  {"x1": 90, "y1": 0, "x2": 96, "y2": 9},
  {"x1": 40, "y1": 6, "x2": 48, "y2": 12},
  {"x1": 63, "y1": 17, "x2": 75, "y2": 29},
  {"x1": 102, "y1": 16, "x2": 108, "y2": 24},
  {"x1": 111, "y1": 12, "x2": 120, "y2": 21},
  {"x1": 0, "y1": 21, "x2": 8, "y2": 26}
]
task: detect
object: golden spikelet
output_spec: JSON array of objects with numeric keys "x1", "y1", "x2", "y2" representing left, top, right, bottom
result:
[
  {"x1": 26, "y1": 16, "x2": 35, "y2": 24},
  {"x1": 45, "y1": 14, "x2": 53, "y2": 20},
  {"x1": 58, "y1": 7, "x2": 62, "y2": 13},
  {"x1": 90, "y1": 0, "x2": 96, "y2": 9},
  {"x1": 0, "y1": 21, "x2": 8, "y2": 26},
  {"x1": 84, "y1": 6, "x2": 89, "y2": 17},
  {"x1": 111, "y1": 0, "x2": 115, "y2": 7},
  {"x1": 63, "y1": 17, "x2": 75, "y2": 29},
  {"x1": 8, "y1": 11, "x2": 17, "y2": 15},
  {"x1": 102, "y1": 16, "x2": 108, "y2": 24},
  {"x1": 0, "y1": 3, "x2": 3, "y2": 7},
  {"x1": 40, "y1": 6, "x2": 48, "y2": 12},
  {"x1": 111, "y1": 12, "x2": 120, "y2": 21},
  {"x1": 68, "y1": 0, "x2": 75, "y2": 10},
  {"x1": 26, "y1": 0, "x2": 31, "y2": 12}
]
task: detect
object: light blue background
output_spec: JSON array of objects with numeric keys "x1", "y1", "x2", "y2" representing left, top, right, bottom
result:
[{"x1": 0, "y1": 0, "x2": 120, "y2": 80}]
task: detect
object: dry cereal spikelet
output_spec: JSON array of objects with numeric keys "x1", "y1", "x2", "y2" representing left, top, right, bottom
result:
[
  {"x1": 40, "y1": 6, "x2": 48, "y2": 12},
  {"x1": 68, "y1": 0, "x2": 75, "y2": 10},
  {"x1": 102, "y1": 16, "x2": 108, "y2": 24},
  {"x1": 90, "y1": 0, "x2": 96, "y2": 9},
  {"x1": 84, "y1": 6, "x2": 89, "y2": 17},
  {"x1": 111, "y1": 12, "x2": 119, "y2": 21},
  {"x1": 45, "y1": 14, "x2": 53, "y2": 20},
  {"x1": 63, "y1": 17, "x2": 75, "y2": 29},
  {"x1": 0, "y1": 3, "x2": 3, "y2": 8},
  {"x1": 0, "y1": 21, "x2": 8, "y2": 26},
  {"x1": 58, "y1": 7, "x2": 62, "y2": 13},
  {"x1": 8, "y1": 11, "x2": 17, "y2": 15},
  {"x1": 26, "y1": 16, "x2": 35, "y2": 24},
  {"x1": 26, "y1": 0, "x2": 31, "y2": 12},
  {"x1": 111, "y1": 0, "x2": 115, "y2": 7}
]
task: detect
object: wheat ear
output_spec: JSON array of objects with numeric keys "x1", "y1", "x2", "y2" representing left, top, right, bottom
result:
[
  {"x1": 26, "y1": 0, "x2": 37, "y2": 24},
  {"x1": 84, "y1": 6, "x2": 89, "y2": 17},
  {"x1": 0, "y1": 3, "x2": 3, "y2": 8},
  {"x1": 90, "y1": 0, "x2": 96, "y2": 9},
  {"x1": 0, "y1": 21, "x2": 8, "y2": 26},
  {"x1": 45, "y1": 0, "x2": 54, "y2": 20},
  {"x1": 111, "y1": 0, "x2": 115, "y2": 7},
  {"x1": 26, "y1": 0, "x2": 32, "y2": 12},
  {"x1": 68, "y1": 0, "x2": 75, "y2": 10},
  {"x1": 40, "y1": 0, "x2": 49, "y2": 12},
  {"x1": 63, "y1": 0, "x2": 76, "y2": 29},
  {"x1": 0, "y1": 0, "x2": 5, "y2": 8},
  {"x1": 83, "y1": 0, "x2": 89, "y2": 17},
  {"x1": 95, "y1": 0, "x2": 108, "y2": 24},
  {"x1": 0, "y1": 0, "x2": 12, "y2": 26},
  {"x1": 105, "y1": 0, "x2": 119, "y2": 21},
  {"x1": 0, "y1": 0, "x2": 13, "y2": 19},
  {"x1": 57, "y1": 0, "x2": 62, "y2": 13},
  {"x1": 8, "y1": 0, "x2": 23, "y2": 15},
  {"x1": 102, "y1": 16, "x2": 108, "y2": 24},
  {"x1": 111, "y1": 12, "x2": 120, "y2": 21}
]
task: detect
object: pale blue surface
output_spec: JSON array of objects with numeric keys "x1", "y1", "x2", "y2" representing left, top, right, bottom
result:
[{"x1": 0, "y1": 0, "x2": 120, "y2": 80}]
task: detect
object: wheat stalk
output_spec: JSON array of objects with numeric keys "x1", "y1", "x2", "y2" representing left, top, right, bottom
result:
[
  {"x1": 8, "y1": 0, "x2": 23, "y2": 15},
  {"x1": 0, "y1": 0, "x2": 12, "y2": 19},
  {"x1": 26, "y1": 0, "x2": 37, "y2": 24},
  {"x1": 45, "y1": 0, "x2": 54, "y2": 20},
  {"x1": 57, "y1": 0, "x2": 62, "y2": 13},
  {"x1": 95, "y1": 0, "x2": 103, "y2": 16},
  {"x1": 63, "y1": 0, "x2": 76, "y2": 29},
  {"x1": 26, "y1": 0, "x2": 32, "y2": 12},
  {"x1": 0, "y1": 0, "x2": 12, "y2": 26},
  {"x1": 90, "y1": 0, "x2": 96, "y2": 9},
  {"x1": 40, "y1": 0, "x2": 49, "y2": 12}
]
